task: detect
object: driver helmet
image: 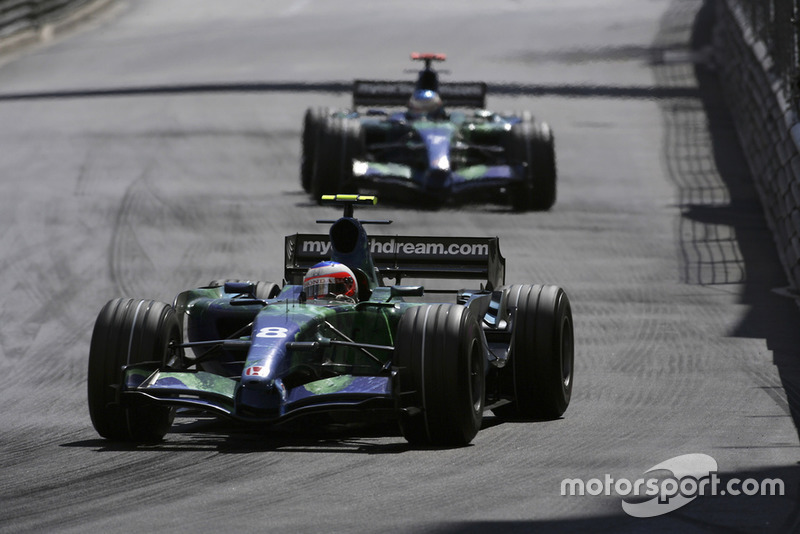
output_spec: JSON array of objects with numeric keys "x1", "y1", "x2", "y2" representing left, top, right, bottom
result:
[
  {"x1": 303, "y1": 261, "x2": 358, "y2": 300},
  {"x1": 408, "y1": 89, "x2": 443, "y2": 116}
]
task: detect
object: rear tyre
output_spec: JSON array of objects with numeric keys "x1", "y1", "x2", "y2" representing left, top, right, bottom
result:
[
  {"x1": 494, "y1": 284, "x2": 573, "y2": 419},
  {"x1": 395, "y1": 304, "x2": 484, "y2": 446},
  {"x1": 300, "y1": 107, "x2": 330, "y2": 193},
  {"x1": 88, "y1": 299, "x2": 182, "y2": 442}
]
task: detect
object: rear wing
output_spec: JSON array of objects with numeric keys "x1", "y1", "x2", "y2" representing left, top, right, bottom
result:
[
  {"x1": 285, "y1": 234, "x2": 505, "y2": 289},
  {"x1": 352, "y1": 80, "x2": 487, "y2": 108}
]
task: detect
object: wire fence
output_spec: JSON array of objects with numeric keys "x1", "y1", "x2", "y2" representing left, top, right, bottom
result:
[{"x1": 737, "y1": 0, "x2": 799, "y2": 108}]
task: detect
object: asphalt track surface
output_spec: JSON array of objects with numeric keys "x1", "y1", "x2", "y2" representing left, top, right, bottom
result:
[{"x1": 1, "y1": 1, "x2": 799, "y2": 532}]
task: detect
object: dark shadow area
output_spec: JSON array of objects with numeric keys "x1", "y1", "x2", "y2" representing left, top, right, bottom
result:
[
  {"x1": 422, "y1": 464, "x2": 800, "y2": 533},
  {"x1": 62, "y1": 418, "x2": 413, "y2": 454},
  {"x1": 62, "y1": 415, "x2": 517, "y2": 454},
  {"x1": 61, "y1": 413, "x2": 511, "y2": 454},
  {"x1": 654, "y1": 0, "x2": 800, "y2": 447},
  {"x1": 61, "y1": 436, "x2": 412, "y2": 454},
  {"x1": 0, "y1": 81, "x2": 699, "y2": 102},
  {"x1": 694, "y1": 1, "x2": 800, "y2": 445}
]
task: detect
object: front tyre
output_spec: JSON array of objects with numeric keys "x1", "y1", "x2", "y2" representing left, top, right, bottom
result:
[
  {"x1": 311, "y1": 116, "x2": 361, "y2": 202},
  {"x1": 508, "y1": 120, "x2": 557, "y2": 211},
  {"x1": 528, "y1": 123, "x2": 557, "y2": 211},
  {"x1": 395, "y1": 304, "x2": 484, "y2": 446},
  {"x1": 87, "y1": 299, "x2": 181, "y2": 442},
  {"x1": 300, "y1": 107, "x2": 330, "y2": 193}
]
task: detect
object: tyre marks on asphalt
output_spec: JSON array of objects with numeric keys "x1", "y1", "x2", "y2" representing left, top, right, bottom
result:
[
  {"x1": 109, "y1": 171, "x2": 161, "y2": 298},
  {"x1": 107, "y1": 129, "x2": 299, "y2": 300},
  {"x1": 1, "y1": 2, "x2": 798, "y2": 531},
  {"x1": 1, "y1": 447, "x2": 213, "y2": 531}
]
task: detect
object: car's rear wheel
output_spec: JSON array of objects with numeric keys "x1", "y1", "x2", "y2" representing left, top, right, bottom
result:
[
  {"x1": 300, "y1": 107, "x2": 331, "y2": 193},
  {"x1": 88, "y1": 299, "x2": 182, "y2": 442},
  {"x1": 395, "y1": 304, "x2": 484, "y2": 446},
  {"x1": 494, "y1": 284, "x2": 573, "y2": 419}
]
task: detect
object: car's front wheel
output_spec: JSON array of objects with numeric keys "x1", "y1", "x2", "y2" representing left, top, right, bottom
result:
[
  {"x1": 508, "y1": 120, "x2": 557, "y2": 211},
  {"x1": 395, "y1": 304, "x2": 484, "y2": 446},
  {"x1": 300, "y1": 106, "x2": 331, "y2": 193},
  {"x1": 87, "y1": 299, "x2": 181, "y2": 442},
  {"x1": 311, "y1": 116, "x2": 361, "y2": 202}
]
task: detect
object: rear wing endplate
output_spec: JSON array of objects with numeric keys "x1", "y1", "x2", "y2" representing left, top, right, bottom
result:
[
  {"x1": 352, "y1": 80, "x2": 487, "y2": 108},
  {"x1": 285, "y1": 234, "x2": 505, "y2": 289}
]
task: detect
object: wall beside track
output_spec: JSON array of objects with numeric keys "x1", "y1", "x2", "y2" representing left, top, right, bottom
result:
[
  {"x1": 0, "y1": 0, "x2": 113, "y2": 53},
  {"x1": 714, "y1": 0, "x2": 800, "y2": 300}
]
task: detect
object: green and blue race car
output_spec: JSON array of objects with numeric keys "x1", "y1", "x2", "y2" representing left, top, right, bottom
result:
[
  {"x1": 301, "y1": 54, "x2": 558, "y2": 211},
  {"x1": 88, "y1": 195, "x2": 574, "y2": 446}
]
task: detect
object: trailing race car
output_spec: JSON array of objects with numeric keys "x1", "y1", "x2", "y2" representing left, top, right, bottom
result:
[
  {"x1": 301, "y1": 53, "x2": 557, "y2": 211},
  {"x1": 88, "y1": 195, "x2": 574, "y2": 446}
]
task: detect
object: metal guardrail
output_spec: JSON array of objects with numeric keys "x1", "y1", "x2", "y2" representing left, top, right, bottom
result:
[
  {"x1": 0, "y1": 0, "x2": 93, "y2": 40},
  {"x1": 737, "y1": 0, "x2": 799, "y2": 109}
]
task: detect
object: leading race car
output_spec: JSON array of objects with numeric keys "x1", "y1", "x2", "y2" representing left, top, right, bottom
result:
[
  {"x1": 301, "y1": 53, "x2": 557, "y2": 211},
  {"x1": 88, "y1": 195, "x2": 574, "y2": 447}
]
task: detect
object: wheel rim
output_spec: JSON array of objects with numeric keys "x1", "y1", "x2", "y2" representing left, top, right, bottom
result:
[
  {"x1": 560, "y1": 315, "x2": 574, "y2": 389},
  {"x1": 468, "y1": 337, "x2": 483, "y2": 413}
]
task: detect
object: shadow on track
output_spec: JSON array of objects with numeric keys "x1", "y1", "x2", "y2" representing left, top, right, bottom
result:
[
  {"x1": 426, "y1": 464, "x2": 800, "y2": 533},
  {"x1": 0, "y1": 83, "x2": 699, "y2": 103},
  {"x1": 62, "y1": 415, "x2": 505, "y2": 454},
  {"x1": 62, "y1": 418, "x2": 414, "y2": 455},
  {"x1": 654, "y1": 0, "x2": 800, "y2": 447}
]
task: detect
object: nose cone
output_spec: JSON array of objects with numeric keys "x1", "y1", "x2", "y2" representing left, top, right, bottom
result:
[
  {"x1": 238, "y1": 345, "x2": 288, "y2": 415},
  {"x1": 235, "y1": 314, "x2": 299, "y2": 414},
  {"x1": 420, "y1": 127, "x2": 454, "y2": 191}
]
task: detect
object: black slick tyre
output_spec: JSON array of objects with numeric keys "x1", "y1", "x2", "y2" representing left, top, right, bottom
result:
[
  {"x1": 528, "y1": 123, "x2": 557, "y2": 211},
  {"x1": 395, "y1": 304, "x2": 485, "y2": 446},
  {"x1": 311, "y1": 116, "x2": 361, "y2": 202},
  {"x1": 508, "y1": 121, "x2": 557, "y2": 211},
  {"x1": 300, "y1": 107, "x2": 330, "y2": 193},
  {"x1": 496, "y1": 284, "x2": 573, "y2": 419},
  {"x1": 87, "y1": 299, "x2": 182, "y2": 442}
]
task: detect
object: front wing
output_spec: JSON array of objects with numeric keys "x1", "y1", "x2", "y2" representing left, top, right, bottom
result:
[{"x1": 122, "y1": 366, "x2": 402, "y2": 424}]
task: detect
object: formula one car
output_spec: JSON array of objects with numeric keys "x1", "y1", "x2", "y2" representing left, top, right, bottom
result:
[
  {"x1": 300, "y1": 53, "x2": 557, "y2": 211},
  {"x1": 88, "y1": 195, "x2": 573, "y2": 446}
]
